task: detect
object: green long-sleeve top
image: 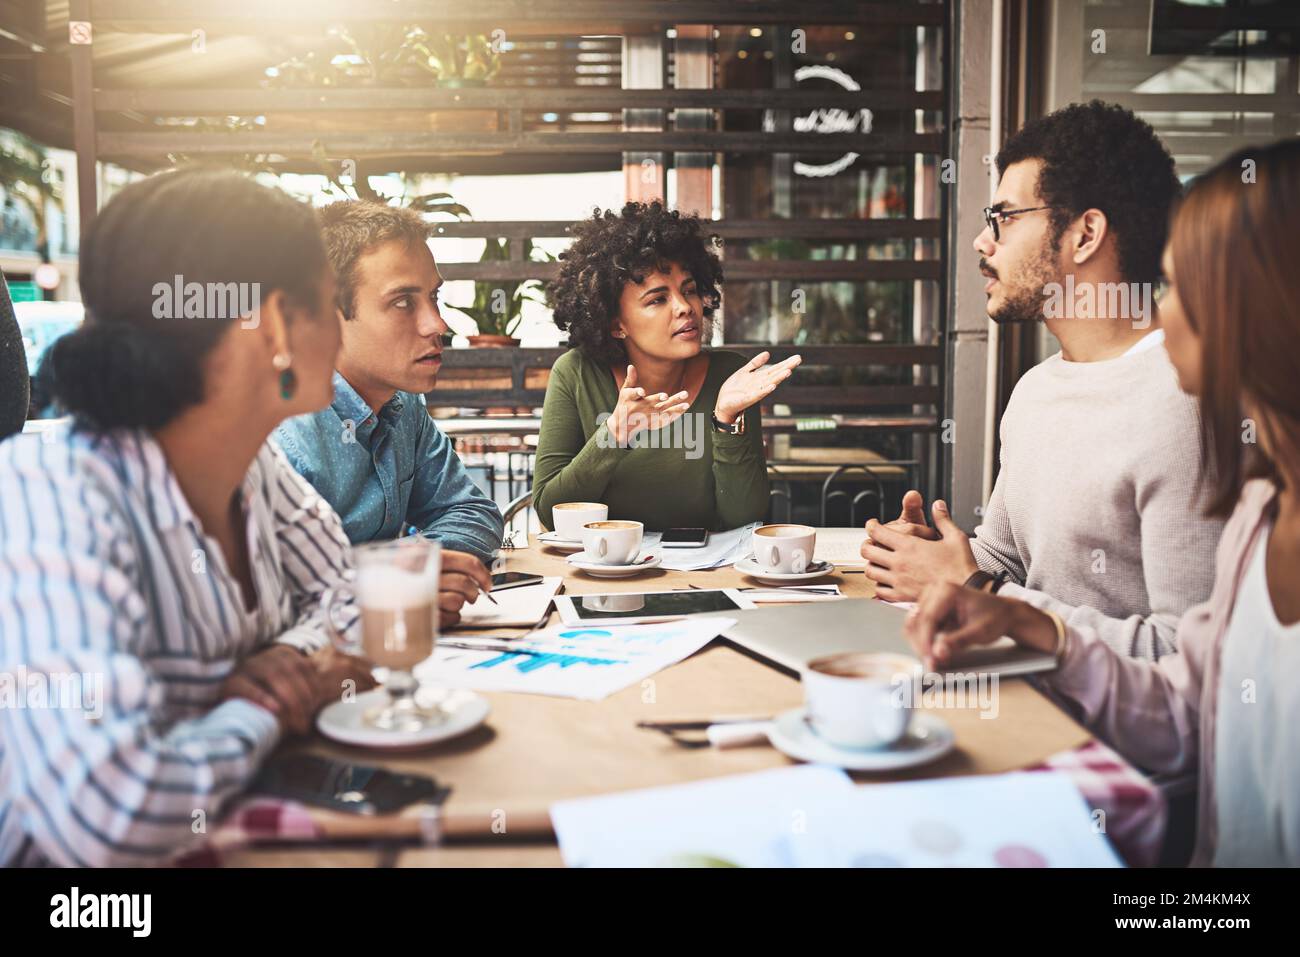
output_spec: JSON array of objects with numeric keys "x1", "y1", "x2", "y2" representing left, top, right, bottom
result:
[{"x1": 533, "y1": 348, "x2": 770, "y2": 532}]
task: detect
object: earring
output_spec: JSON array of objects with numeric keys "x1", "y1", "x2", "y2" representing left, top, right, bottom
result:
[
  {"x1": 273, "y1": 351, "x2": 297, "y2": 401},
  {"x1": 613, "y1": 331, "x2": 625, "y2": 339}
]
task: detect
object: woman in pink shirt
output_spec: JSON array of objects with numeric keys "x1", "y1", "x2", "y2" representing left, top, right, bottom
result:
[{"x1": 905, "y1": 138, "x2": 1300, "y2": 866}]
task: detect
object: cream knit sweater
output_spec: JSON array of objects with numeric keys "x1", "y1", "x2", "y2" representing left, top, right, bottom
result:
[{"x1": 972, "y1": 343, "x2": 1225, "y2": 660}]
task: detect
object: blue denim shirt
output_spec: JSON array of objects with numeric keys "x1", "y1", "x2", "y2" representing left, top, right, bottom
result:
[{"x1": 275, "y1": 372, "x2": 503, "y2": 564}]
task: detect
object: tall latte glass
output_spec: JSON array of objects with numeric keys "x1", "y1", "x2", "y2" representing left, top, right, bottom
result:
[{"x1": 322, "y1": 537, "x2": 442, "y2": 732}]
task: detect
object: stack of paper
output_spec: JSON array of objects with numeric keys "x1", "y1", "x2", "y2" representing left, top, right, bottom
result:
[
  {"x1": 550, "y1": 768, "x2": 1122, "y2": 867},
  {"x1": 812, "y1": 527, "x2": 869, "y2": 567},
  {"x1": 644, "y1": 522, "x2": 760, "y2": 571}
]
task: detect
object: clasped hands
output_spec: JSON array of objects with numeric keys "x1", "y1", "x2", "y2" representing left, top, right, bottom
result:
[
  {"x1": 860, "y1": 489, "x2": 979, "y2": 602},
  {"x1": 219, "y1": 643, "x2": 376, "y2": 736},
  {"x1": 221, "y1": 548, "x2": 493, "y2": 735}
]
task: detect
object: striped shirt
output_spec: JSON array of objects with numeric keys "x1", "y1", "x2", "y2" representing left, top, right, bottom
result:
[{"x1": 0, "y1": 426, "x2": 357, "y2": 867}]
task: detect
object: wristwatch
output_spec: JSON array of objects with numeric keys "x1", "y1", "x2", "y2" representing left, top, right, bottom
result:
[
  {"x1": 710, "y1": 409, "x2": 745, "y2": 435},
  {"x1": 963, "y1": 569, "x2": 1009, "y2": 593}
]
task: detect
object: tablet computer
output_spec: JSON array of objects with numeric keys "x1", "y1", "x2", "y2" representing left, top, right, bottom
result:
[{"x1": 554, "y1": 588, "x2": 756, "y2": 625}]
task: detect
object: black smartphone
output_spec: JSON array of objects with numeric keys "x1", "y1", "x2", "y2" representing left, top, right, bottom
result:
[
  {"x1": 662, "y1": 527, "x2": 709, "y2": 548},
  {"x1": 252, "y1": 754, "x2": 446, "y2": 816},
  {"x1": 491, "y1": 571, "x2": 545, "y2": 591}
]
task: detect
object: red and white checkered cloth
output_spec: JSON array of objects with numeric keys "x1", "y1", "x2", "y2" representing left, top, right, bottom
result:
[
  {"x1": 184, "y1": 738, "x2": 1166, "y2": 867},
  {"x1": 174, "y1": 799, "x2": 321, "y2": 867},
  {"x1": 1029, "y1": 739, "x2": 1168, "y2": 867}
]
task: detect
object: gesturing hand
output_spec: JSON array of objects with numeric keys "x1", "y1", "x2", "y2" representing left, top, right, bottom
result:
[
  {"x1": 904, "y1": 582, "x2": 1058, "y2": 671},
  {"x1": 881, "y1": 489, "x2": 940, "y2": 542},
  {"x1": 437, "y1": 549, "x2": 494, "y2": 630},
  {"x1": 714, "y1": 351, "x2": 802, "y2": 425},
  {"x1": 607, "y1": 364, "x2": 691, "y2": 445}
]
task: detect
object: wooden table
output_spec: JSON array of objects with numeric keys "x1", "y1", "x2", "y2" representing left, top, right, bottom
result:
[{"x1": 227, "y1": 542, "x2": 1091, "y2": 867}]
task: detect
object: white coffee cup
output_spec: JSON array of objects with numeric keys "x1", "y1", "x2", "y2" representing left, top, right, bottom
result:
[
  {"x1": 753, "y1": 523, "x2": 817, "y2": 574},
  {"x1": 581, "y1": 520, "x2": 644, "y2": 566},
  {"x1": 553, "y1": 501, "x2": 608, "y2": 541},
  {"x1": 802, "y1": 652, "x2": 919, "y2": 749}
]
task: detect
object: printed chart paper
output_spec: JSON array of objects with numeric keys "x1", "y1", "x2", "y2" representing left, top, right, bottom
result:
[{"x1": 414, "y1": 617, "x2": 735, "y2": 701}]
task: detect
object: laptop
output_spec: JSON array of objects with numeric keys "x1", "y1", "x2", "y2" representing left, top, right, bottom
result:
[{"x1": 722, "y1": 598, "x2": 1057, "y2": 678}]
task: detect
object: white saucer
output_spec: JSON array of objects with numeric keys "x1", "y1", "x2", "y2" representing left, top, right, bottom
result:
[
  {"x1": 734, "y1": 556, "x2": 836, "y2": 584},
  {"x1": 537, "y1": 531, "x2": 585, "y2": 553},
  {"x1": 768, "y1": 708, "x2": 955, "y2": 771},
  {"x1": 565, "y1": 551, "x2": 662, "y2": 578},
  {"x1": 317, "y1": 687, "x2": 489, "y2": 750}
]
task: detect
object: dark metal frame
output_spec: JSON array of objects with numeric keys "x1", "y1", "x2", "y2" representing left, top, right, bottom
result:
[
  {"x1": 433, "y1": 344, "x2": 942, "y2": 413},
  {"x1": 63, "y1": 0, "x2": 953, "y2": 506},
  {"x1": 86, "y1": 1, "x2": 946, "y2": 31},
  {"x1": 820, "y1": 464, "x2": 887, "y2": 527}
]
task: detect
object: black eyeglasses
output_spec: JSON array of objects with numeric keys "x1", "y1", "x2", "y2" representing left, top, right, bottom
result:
[{"x1": 982, "y1": 205, "x2": 1059, "y2": 242}]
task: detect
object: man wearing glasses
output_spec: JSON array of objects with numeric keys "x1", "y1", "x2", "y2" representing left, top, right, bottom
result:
[{"x1": 861, "y1": 100, "x2": 1224, "y2": 661}]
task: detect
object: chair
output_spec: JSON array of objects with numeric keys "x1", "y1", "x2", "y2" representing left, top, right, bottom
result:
[
  {"x1": 0, "y1": 269, "x2": 31, "y2": 440},
  {"x1": 501, "y1": 491, "x2": 532, "y2": 549},
  {"x1": 766, "y1": 466, "x2": 794, "y2": 523},
  {"x1": 503, "y1": 490, "x2": 532, "y2": 525},
  {"x1": 820, "y1": 464, "x2": 887, "y2": 527}
]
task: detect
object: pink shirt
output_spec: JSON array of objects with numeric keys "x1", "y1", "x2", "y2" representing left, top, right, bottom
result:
[{"x1": 1045, "y1": 477, "x2": 1278, "y2": 866}]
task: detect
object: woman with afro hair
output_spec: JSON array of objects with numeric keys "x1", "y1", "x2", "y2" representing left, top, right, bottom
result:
[{"x1": 533, "y1": 201, "x2": 800, "y2": 533}]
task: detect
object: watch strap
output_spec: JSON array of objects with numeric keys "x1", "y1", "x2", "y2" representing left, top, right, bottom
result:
[
  {"x1": 711, "y1": 410, "x2": 744, "y2": 435},
  {"x1": 964, "y1": 569, "x2": 1011, "y2": 593}
]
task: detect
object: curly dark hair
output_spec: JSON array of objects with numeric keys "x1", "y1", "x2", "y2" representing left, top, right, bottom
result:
[
  {"x1": 996, "y1": 100, "x2": 1180, "y2": 286},
  {"x1": 547, "y1": 201, "x2": 723, "y2": 364}
]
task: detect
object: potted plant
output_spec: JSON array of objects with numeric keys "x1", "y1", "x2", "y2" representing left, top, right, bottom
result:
[
  {"x1": 264, "y1": 27, "x2": 501, "y2": 133},
  {"x1": 424, "y1": 34, "x2": 502, "y2": 88},
  {"x1": 267, "y1": 26, "x2": 500, "y2": 88},
  {"x1": 307, "y1": 141, "x2": 472, "y2": 219},
  {"x1": 451, "y1": 237, "x2": 552, "y2": 347}
]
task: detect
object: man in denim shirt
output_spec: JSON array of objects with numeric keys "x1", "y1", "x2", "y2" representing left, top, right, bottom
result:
[{"x1": 277, "y1": 202, "x2": 504, "y2": 625}]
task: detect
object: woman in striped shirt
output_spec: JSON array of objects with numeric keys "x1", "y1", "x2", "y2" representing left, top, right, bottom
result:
[{"x1": 0, "y1": 169, "x2": 373, "y2": 866}]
